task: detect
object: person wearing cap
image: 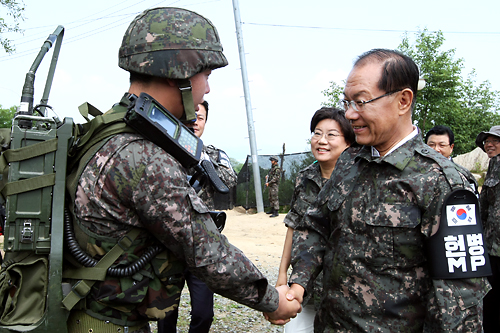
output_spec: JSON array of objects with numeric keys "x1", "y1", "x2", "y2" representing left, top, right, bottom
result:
[
  {"x1": 266, "y1": 156, "x2": 281, "y2": 217},
  {"x1": 476, "y1": 125, "x2": 500, "y2": 332},
  {"x1": 63, "y1": 7, "x2": 300, "y2": 332},
  {"x1": 425, "y1": 125, "x2": 479, "y2": 196}
]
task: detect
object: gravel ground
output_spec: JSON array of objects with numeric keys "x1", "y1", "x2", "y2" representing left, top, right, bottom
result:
[{"x1": 149, "y1": 264, "x2": 284, "y2": 333}]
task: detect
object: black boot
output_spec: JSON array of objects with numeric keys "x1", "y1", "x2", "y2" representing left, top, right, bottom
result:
[{"x1": 270, "y1": 208, "x2": 279, "y2": 217}]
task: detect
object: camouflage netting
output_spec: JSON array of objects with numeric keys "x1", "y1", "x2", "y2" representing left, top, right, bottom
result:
[{"x1": 230, "y1": 152, "x2": 315, "y2": 210}]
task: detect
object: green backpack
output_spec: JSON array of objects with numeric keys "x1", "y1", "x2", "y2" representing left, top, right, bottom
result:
[
  {"x1": 0, "y1": 94, "x2": 147, "y2": 332},
  {"x1": 0, "y1": 23, "x2": 144, "y2": 331},
  {"x1": 0, "y1": 113, "x2": 74, "y2": 332}
]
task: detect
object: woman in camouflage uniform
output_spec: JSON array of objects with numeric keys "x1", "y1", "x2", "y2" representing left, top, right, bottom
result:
[{"x1": 276, "y1": 107, "x2": 355, "y2": 332}]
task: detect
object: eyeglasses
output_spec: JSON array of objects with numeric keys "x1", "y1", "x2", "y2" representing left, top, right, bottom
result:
[
  {"x1": 338, "y1": 89, "x2": 403, "y2": 112},
  {"x1": 484, "y1": 138, "x2": 500, "y2": 146},
  {"x1": 428, "y1": 143, "x2": 451, "y2": 149},
  {"x1": 311, "y1": 131, "x2": 343, "y2": 142}
]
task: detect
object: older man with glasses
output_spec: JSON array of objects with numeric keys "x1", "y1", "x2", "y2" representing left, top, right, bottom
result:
[
  {"x1": 281, "y1": 49, "x2": 490, "y2": 332},
  {"x1": 476, "y1": 125, "x2": 500, "y2": 332}
]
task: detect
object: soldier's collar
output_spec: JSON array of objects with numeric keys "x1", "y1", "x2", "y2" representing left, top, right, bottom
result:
[
  {"x1": 357, "y1": 135, "x2": 422, "y2": 171},
  {"x1": 370, "y1": 126, "x2": 419, "y2": 158}
]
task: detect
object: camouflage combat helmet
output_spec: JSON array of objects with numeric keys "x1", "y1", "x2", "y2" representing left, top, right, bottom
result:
[
  {"x1": 269, "y1": 156, "x2": 278, "y2": 162},
  {"x1": 119, "y1": 7, "x2": 228, "y2": 122}
]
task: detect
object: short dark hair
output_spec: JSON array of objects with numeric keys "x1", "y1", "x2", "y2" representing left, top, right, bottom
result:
[
  {"x1": 425, "y1": 125, "x2": 455, "y2": 145},
  {"x1": 310, "y1": 107, "x2": 355, "y2": 146},
  {"x1": 354, "y1": 49, "x2": 419, "y2": 110},
  {"x1": 200, "y1": 100, "x2": 209, "y2": 122}
]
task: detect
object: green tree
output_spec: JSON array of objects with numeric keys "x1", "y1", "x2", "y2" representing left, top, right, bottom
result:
[
  {"x1": 398, "y1": 29, "x2": 463, "y2": 134},
  {"x1": 0, "y1": 105, "x2": 16, "y2": 127},
  {"x1": 456, "y1": 70, "x2": 500, "y2": 154},
  {"x1": 1, "y1": 0, "x2": 25, "y2": 53},
  {"x1": 398, "y1": 29, "x2": 500, "y2": 155},
  {"x1": 321, "y1": 81, "x2": 345, "y2": 107},
  {"x1": 229, "y1": 157, "x2": 243, "y2": 173}
]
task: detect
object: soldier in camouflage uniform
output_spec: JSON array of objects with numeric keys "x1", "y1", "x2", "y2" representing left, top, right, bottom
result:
[
  {"x1": 160, "y1": 100, "x2": 237, "y2": 333},
  {"x1": 282, "y1": 49, "x2": 490, "y2": 332},
  {"x1": 425, "y1": 125, "x2": 479, "y2": 196},
  {"x1": 277, "y1": 107, "x2": 355, "y2": 333},
  {"x1": 188, "y1": 100, "x2": 237, "y2": 210},
  {"x1": 266, "y1": 156, "x2": 281, "y2": 217},
  {"x1": 476, "y1": 125, "x2": 500, "y2": 332},
  {"x1": 64, "y1": 7, "x2": 300, "y2": 333}
]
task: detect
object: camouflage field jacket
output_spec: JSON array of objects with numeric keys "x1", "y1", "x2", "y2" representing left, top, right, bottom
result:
[
  {"x1": 268, "y1": 163, "x2": 281, "y2": 187},
  {"x1": 190, "y1": 144, "x2": 237, "y2": 210},
  {"x1": 290, "y1": 135, "x2": 490, "y2": 332},
  {"x1": 284, "y1": 161, "x2": 327, "y2": 309},
  {"x1": 72, "y1": 131, "x2": 278, "y2": 325},
  {"x1": 480, "y1": 154, "x2": 500, "y2": 257}
]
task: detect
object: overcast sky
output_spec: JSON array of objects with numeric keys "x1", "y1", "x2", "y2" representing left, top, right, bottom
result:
[{"x1": 1, "y1": 0, "x2": 499, "y2": 162}]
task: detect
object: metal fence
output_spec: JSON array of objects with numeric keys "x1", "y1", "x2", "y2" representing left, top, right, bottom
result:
[{"x1": 232, "y1": 152, "x2": 315, "y2": 210}]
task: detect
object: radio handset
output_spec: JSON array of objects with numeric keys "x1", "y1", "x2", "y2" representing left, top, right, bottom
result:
[
  {"x1": 124, "y1": 92, "x2": 203, "y2": 169},
  {"x1": 191, "y1": 160, "x2": 229, "y2": 194}
]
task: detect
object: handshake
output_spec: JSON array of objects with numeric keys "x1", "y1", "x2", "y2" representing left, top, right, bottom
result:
[{"x1": 263, "y1": 284, "x2": 304, "y2": 325}]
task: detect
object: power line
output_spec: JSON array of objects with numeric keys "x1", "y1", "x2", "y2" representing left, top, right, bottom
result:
[
  {"x1": 242, "y1": 22, "x2": 500, "y2": 35},
  {"x1": 0, "y1": 0, "x2": 179, "y2": 62}
]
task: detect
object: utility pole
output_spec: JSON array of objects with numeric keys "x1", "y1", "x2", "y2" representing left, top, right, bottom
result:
[{"x1": 232, "y1": 0, "x2": 264, "y2": 213}]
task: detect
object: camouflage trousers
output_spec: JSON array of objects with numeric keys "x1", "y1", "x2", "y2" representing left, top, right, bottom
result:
[{"x1": 268, "y1": 185, "x2": 279, "y2": 210}]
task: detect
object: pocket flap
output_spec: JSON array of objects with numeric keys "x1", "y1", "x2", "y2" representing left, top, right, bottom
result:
[{"x1": 365, "y1": 203, "x2": 421, "y2": 228}]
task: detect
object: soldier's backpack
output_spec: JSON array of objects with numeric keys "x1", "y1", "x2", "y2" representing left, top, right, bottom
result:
[{"x1": 0, "y1": 26, "x2": 70, "y2": 333}]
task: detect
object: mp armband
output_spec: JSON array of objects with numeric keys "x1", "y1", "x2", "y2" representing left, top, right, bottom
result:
[{"x1": 425, "y1": 189, "x2": 492, "y2": 279}]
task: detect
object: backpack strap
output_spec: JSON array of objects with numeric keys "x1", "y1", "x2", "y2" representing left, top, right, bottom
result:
[
  {"x1": 0, "y1": 138, "x2": 58, "y2": 197},
  {"x1": 61, "y1": 227, "x2": 142, "y2": 311},
  {"x1": 78, "y1": 102, "x2": 103, "y2": 122},
  {"x1": 62, "y1": 96, "x2": 143, "y2": 312}
]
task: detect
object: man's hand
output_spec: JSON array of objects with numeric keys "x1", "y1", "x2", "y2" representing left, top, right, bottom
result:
[
  {"x1": 263, "y1": 285, "x2": 302, "y2": 325},
  {"x1": 286, "y1": 283, "x2": 305, "y2": 304}
]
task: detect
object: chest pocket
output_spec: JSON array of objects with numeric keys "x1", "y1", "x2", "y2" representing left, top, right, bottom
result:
[{"x1": 363, "y1": 203, "x2": 425, "y2": 270}]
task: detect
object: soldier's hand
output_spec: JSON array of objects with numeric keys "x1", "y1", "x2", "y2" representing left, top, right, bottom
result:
[
  {"x1": 286, "y1": 283, "x2": 305, "y2": 304},
  {"x1": 263, "y1": 285, "x2": 302, "y2": 325}
]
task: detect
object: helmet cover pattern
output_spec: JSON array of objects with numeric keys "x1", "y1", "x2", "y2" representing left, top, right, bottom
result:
[{"x1": 119, "y1": 7, "x2": 228, "y2": 79}]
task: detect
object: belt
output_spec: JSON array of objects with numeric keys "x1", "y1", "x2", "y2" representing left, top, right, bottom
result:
[{"x1": 67, "y1": 310, "x2": 149, "y2": 333}]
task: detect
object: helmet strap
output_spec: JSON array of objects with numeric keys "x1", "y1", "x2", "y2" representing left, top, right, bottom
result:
[{"x1": 177, "y1": 79, "x2": 196, "y2": 123}]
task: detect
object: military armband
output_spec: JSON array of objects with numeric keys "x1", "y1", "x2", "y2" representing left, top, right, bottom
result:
[{"x1": 425, "y1": 189, "x2": 492, "y2": 279}]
